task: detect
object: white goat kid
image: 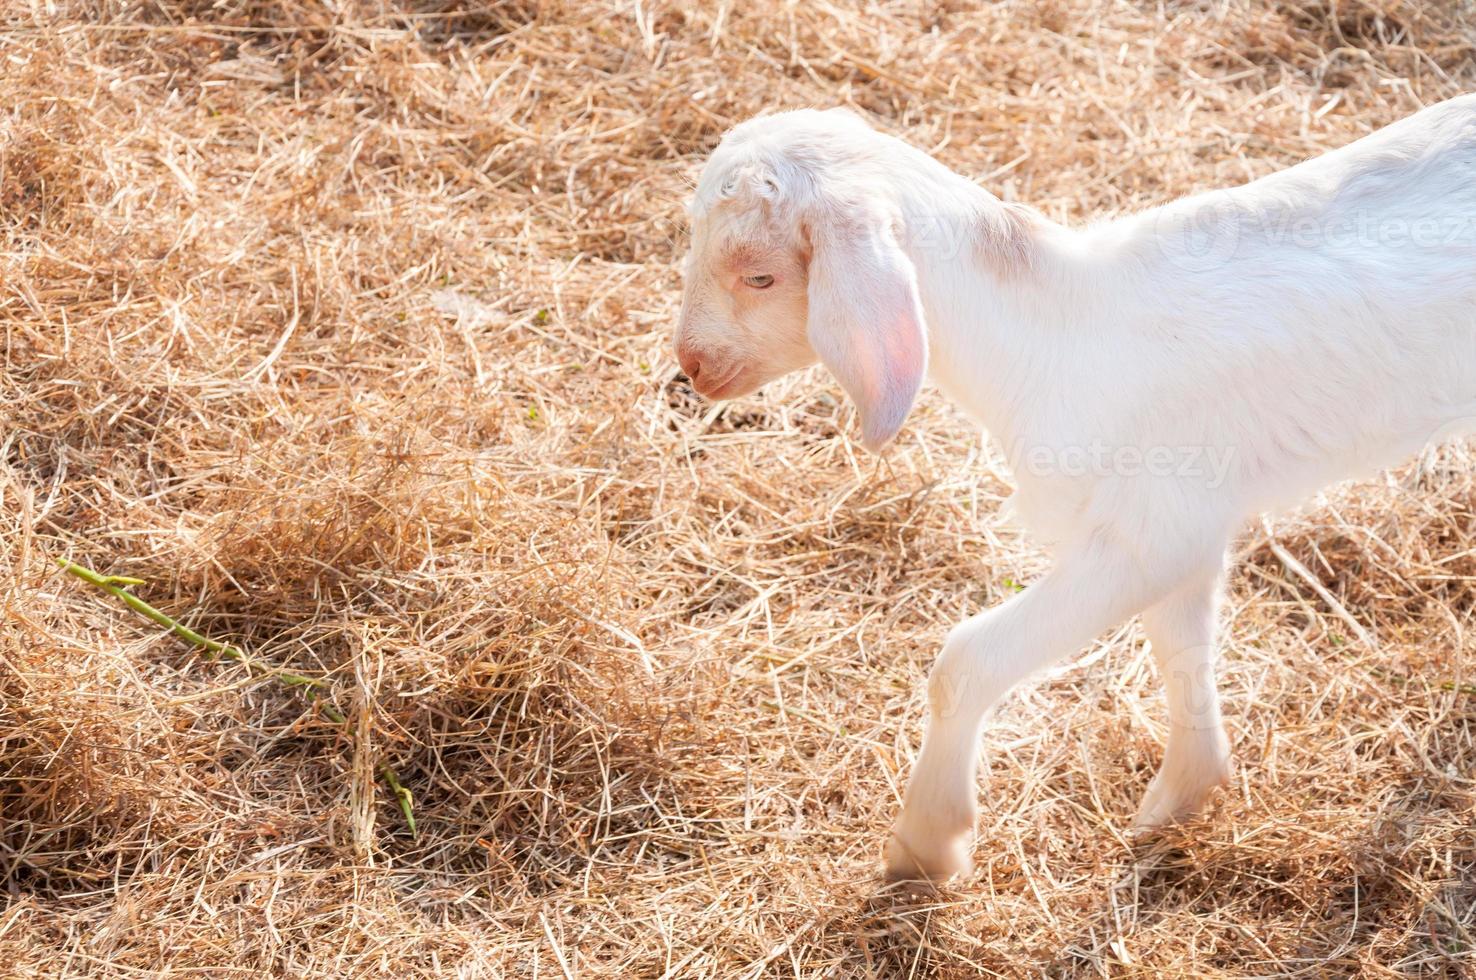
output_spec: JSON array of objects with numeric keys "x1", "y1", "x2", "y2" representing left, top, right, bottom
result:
[{"x1": 673, "y1": 99, "x2": 1476, "y2": 882}]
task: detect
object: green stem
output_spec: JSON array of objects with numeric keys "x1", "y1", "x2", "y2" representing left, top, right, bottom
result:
[
  {"x1": 1368, "y1": 664, "x2": 1476, "y2": 698},
  {"x1": 381, "y1": 765, "x2": 416, "y2": 838},
  {"x1": 57, "y1": 559, "x2": 323, "y2": 688},
  {"x1": 55, "y1": 557, "x2": 418, "y2": 839}
]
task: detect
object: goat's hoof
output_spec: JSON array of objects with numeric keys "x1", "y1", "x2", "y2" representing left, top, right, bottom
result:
[
  {"x1": 1130, "y1": 758, "x2": 1232, "y2": 832},
  {"x1": 882, "y1": 829, "x2": 972, "y2": 884},
  {"x1": 1131, "y1": 726, "x2": 1232, "y2": 832}
]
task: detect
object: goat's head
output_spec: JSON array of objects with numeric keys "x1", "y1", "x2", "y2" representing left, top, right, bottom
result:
[{"x1": 674, "y1": 108, "x2": 928, "y2": 451}]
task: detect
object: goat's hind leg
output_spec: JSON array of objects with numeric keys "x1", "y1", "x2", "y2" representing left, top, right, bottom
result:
[{"x1": 1132, "y1": 572, "x2": 1233, "y2": 830}]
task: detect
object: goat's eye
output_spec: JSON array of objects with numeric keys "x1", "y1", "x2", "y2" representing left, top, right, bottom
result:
[{"x1": 743, "y1": 274, "x2": 775, "y2": 290}]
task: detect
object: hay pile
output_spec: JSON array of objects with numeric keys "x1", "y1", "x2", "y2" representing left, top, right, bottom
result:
[{"x1": 2, "y1": 0, "x2": 1475, "y2": 974}]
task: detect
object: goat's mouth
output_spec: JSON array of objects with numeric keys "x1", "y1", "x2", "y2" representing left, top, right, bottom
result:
[{"x1": 694, "y1": 366, "x2": 758, "y2": 400}]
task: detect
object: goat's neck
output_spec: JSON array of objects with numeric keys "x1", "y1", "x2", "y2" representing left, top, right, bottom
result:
[{"x1": 891, "y1": 171, "x2": 1097, "y2": 447}]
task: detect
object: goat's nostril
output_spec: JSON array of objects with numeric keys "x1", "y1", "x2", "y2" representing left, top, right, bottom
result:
[{"x1": 676, "y1": 345, "x2": 703, "y2": 382}]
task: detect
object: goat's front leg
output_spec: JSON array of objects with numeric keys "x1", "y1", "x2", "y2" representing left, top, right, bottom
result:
[
  {"x1": 884, "y1": 536, "x2": 1187, "y2": 882},
  {"x1": 1131, "y1": 572, "x2": 1232, "y2": 829}
]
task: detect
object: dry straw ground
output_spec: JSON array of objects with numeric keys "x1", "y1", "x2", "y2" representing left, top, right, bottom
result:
[{"x1": 2, "y1": 0, "x2": 1475, "y2": 975}]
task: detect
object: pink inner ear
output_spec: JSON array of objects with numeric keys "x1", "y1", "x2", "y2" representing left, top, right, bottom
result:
[
  {"x1": 884, "y1": 302, "x2": 925, "y2": 389},
  {"x1": 805, "y1": 217, "x2": 928, "y2": 452},
  {"x1": 854, "y1": 292, "x2": 926, "y2": 450},
  {"x1": 860, "y1": 306, "x2": 916, "y2": 398}
]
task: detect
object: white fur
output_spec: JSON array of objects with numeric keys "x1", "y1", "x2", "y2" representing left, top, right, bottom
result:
[{"x1": 674, "y1": 98, "x2": 1476, "y2": 881}]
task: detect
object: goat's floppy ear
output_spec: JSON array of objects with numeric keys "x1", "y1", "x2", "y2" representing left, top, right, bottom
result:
[{"x1": 804, "y1": 208, "x2": 928, "y2": 452}]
